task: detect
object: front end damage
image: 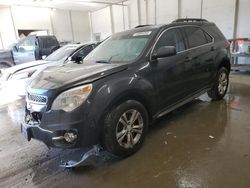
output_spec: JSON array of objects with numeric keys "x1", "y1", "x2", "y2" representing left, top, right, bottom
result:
[{"x1": 21, "y1": 92, "x2": 110, "y2": 168}]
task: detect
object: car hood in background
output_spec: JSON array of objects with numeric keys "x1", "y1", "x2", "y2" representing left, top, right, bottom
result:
[
  {"x1": 30, "y1": 62, "x2": 128, "y2": 90},
  {"x1": 3, "y1": 60, "x2": 51, "y2": 75}
]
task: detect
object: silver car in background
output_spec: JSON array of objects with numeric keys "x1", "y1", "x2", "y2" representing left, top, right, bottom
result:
[{"x1": 0, "y1": 42, "x2": 98, "y2": 96}]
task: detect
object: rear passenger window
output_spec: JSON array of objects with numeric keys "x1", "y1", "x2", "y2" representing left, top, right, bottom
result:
[
  {"x1": 154, "y1": 28, "x2": 185, "y2": 53},
  {"x1": 204, "y1": 31, "x2": 213, "y2": 43},
  {"x1": 184, "y1": 27, "x2": 210, "y2": 48}
]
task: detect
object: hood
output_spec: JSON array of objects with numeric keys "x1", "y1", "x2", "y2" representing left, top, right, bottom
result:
[
  {"x1": 0, "y1": 49, "x2": 11, "y2": 53},
  {"x1": 30, "y1": 62, "x2": 128, "y2": 90},
  {"x1": 3, "y1": 60, "x2": 51, "y2": 75},
  {"x1": 0, "y1": 49, "x2": 12, "y2": 60}
]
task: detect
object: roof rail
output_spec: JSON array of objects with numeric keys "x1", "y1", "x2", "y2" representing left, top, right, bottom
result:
[
  {"x1": 135, "y1": 25, "x2": 152, "y2": 28},
  {"x1": 172, "y1": 18, "x2": 208, "y2": 23}
]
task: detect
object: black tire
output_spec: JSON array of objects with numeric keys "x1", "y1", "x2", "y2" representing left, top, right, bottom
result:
[
  {"x1": 207, "y1": 67, "x2": 229, "y2": 100},
  {"x1": 102, "y1": 100, "x2": 149, "y2": 158}
]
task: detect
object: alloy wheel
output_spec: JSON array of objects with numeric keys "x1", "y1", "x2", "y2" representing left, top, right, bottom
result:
[{"x1": 116, "y1": 109, "x2": 144, "y2": 149}]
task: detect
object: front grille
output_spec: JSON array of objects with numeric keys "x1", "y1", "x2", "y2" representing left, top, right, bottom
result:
[{"x1": 28, "y1": 94, "x2": 48, "y2": 104}]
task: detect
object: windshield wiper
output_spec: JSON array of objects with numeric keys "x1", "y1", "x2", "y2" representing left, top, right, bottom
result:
[
  {"x1": 96, "y1": 60, "x2": 110, "y2": 64},
  {"x1": 95, "y1": 54, "x2": 121, "y2": 64}
]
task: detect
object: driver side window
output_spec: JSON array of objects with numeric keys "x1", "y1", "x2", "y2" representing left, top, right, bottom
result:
[
  {"x1": 74, "y1": 45, "x2": 93, "y2": 59},
  {"x1": 18, "y1": 37, "x2": 35, "y2": 52},
  {"x1": 154, "y1": 28, "x2": 185, "y2": 53}
]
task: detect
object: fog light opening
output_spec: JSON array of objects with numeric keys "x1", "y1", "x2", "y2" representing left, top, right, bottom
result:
[{"x1": 64, "y1": 131, "x2": 77, "y2": 143}]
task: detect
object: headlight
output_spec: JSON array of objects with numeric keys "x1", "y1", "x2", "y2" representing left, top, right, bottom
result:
[
  {"x1": 51, "y1": 84, "x2": 92, "y2": 112},
  {"x1": 11, "y1": 69, "x2": 36, "y2": 80}
]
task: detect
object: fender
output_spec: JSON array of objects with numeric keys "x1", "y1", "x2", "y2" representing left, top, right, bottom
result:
[{"x1": 85, "y1": 73, "x2": 158, "y2": 136}]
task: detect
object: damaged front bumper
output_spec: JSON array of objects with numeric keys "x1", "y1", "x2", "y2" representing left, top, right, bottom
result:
[{"x1": 22, "y1": 98, "x2": 100, "y2": 148}]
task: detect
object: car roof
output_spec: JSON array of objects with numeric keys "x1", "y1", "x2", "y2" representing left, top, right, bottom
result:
[{"x1": 130, "y1": 19, "x2": 215, "y2": 33}]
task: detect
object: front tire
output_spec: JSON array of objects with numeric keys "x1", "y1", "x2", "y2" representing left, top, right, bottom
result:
[
  {"x1": 208, "y1": 67, "x2": 229, "y2": 100},
  {"x1": 102, "y1": 100, "x2": 148, "y2": 158}
]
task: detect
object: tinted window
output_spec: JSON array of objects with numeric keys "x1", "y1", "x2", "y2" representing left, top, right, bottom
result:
[
  {"x1": 18, "y1": 36, "x2": 35, "y2": 51},
  {"x1": 184, "y1": 27, "x2": 208, "y2": 48},
  {"x1": 154, "y1": 28, "x2": 185, "y2": 53},
  {"x1": 74, "y1": 45, "x2": 93, "y2": 59},
  {"x1": 45, "y1": 45, "x2": 78, "y2": 61},
  {"x1": 41, "y1": 37, "x2": 58, "y2": 48},
  {"x1": 204, "y1": 31, "x2": 213, "y2": 43}
]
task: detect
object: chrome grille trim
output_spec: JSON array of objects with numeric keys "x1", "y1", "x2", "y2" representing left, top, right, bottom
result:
[{"x1": 28, "y1": 93, "x2": 48, "y2": 104}]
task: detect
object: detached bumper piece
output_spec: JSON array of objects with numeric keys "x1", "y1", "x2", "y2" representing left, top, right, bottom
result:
[{"x1": 60, "y1": 145, "x2": 115, "y2": 168}]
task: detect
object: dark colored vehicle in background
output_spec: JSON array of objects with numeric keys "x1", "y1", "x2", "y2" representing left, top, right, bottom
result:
[
  {"x1": 22, "y1": 18, "x2": 231, "y2": 158},
  {"x1": 0, "y1": 35, "x2": 60, "y2": 69}
]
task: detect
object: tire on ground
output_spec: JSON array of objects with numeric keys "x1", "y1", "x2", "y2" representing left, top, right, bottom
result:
[
  {"x1": 102, "y1": 100, "x2": 149, "y2": 157},
  {"x1": 207, "y1": 67, "x2": 229, "y2": 100}
]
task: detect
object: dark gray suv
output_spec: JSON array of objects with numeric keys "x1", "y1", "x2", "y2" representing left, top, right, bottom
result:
[{"x1": 22, "y1": 19, "x2": 230, "y2": 158}]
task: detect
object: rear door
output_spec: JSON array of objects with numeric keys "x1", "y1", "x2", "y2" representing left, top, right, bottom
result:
[
  {"x1": 151, "y1": 28, "x2": 194, "y2": 109},
  {"x1": 183, "y1": 26, "x2": 215, "y2": 91}
]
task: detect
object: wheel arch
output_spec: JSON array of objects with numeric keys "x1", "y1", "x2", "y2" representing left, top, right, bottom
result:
[
  {"x1": 218, "y1": 57, "x2": 231, "y2": 73},
  {"x1": 103, "y1": 90, "x2": 154, "y2": 124}
]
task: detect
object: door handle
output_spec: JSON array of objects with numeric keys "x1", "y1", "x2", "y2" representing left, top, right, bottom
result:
[
  {"x1": 211, "y1": 46, "x2": 216, "y2": 51},
  {"x1": 184, "y1": 57, "x2": 192, "y2": 62}
]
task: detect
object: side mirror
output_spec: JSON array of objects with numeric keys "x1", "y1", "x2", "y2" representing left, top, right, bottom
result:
[
  {"x1": 75, "y1": 56, "x2": 83, "y2": 63},
  {"x1": 152, "y1": 46, "x2": 177, "y2": 60}
]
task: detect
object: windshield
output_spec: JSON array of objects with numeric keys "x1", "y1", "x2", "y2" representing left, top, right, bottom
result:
[
  {"x1": 84, "y1": 31, "x2": 153, "y2": 63},
  {"x1": 45, "y1": 45, "x2": 78, "y2": 61}
]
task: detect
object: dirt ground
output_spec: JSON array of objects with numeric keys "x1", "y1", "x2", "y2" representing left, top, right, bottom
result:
[{"x1": 0, "y1": 73, "x2": 250, "y2": 188}]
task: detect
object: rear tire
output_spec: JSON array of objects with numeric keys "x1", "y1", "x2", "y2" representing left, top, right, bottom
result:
[
  {"x1": 207, "y1": 67, "x2": 229, "y2": 100},
  {"x1": 102, "y1": 100, "x2": 148, "y2": 158}
]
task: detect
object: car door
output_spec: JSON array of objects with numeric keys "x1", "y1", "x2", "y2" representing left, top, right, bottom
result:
[
  {"x1": 12, "y1": 36, "x2": 36, "y2": 64},
  {"x1": 151, "y1": 28, "x2": 194, "y2": 109},
  {"x1": 183, "y1": 26, "x2": 215, "y2": 91}
]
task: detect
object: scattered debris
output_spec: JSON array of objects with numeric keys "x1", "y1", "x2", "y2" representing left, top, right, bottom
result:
[
  {"x1": 209, "y1": 135, "x2": 214, "y2": 139},
  {"x1": 230, "y1": 96, "x2": 242, "y2": 111},
  {"x1": 166, "y1": 132, "x2": 173, "y2": 135},
  {"x1": 164, "y1": 141, "x2": 168, "y2": 145},
  {"x1": 173, "y1": 136, "x2": 177, "y2": 138},
  {"x1": 153, "y1": 172, "x2": 162, "y2": 178},
  {"x1": 60, "y1": 145, "x2": 114, "y2": 168}
]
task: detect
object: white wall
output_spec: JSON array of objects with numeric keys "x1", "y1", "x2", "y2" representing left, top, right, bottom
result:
[
  {"x1": 51, "y1": 9, "x2": 72, "y2": 41},
  {"x1": 11, "y1": 6, "x2": 52, "y2": 33},
  {"x1": 90, "y1": 0, "x2": 250, "y2": 40},
  {"x1": 237, "y1": 0, "x2": 250, "y2": 37},
  {"x1": 0, "y1": 6, "x2": 91, "y2": 49},
  {"x1": 112, "y1": 5, "x2": 124, "y2": 33},
  {"x1": 203, "y1": 0, "x2": 235, "y2": 39},
  {"x1": 71, "y1": 11, "x2": 91, "y2": 42},
  {"x1": 157, "y1": 0, "x2": 178, "y2": 24},
  {"x1": 91, "y1": 6, "x2": 112, "y2": 40},
  {"x1": 0, "y1": 6, "x2": 17, "y2": 48},
  {"x1": 128, "y1": 0, "x2": 139, "y2": 27},
  {"x1": 180, "y1": 0, "x2": 201, "y2": 18}
]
